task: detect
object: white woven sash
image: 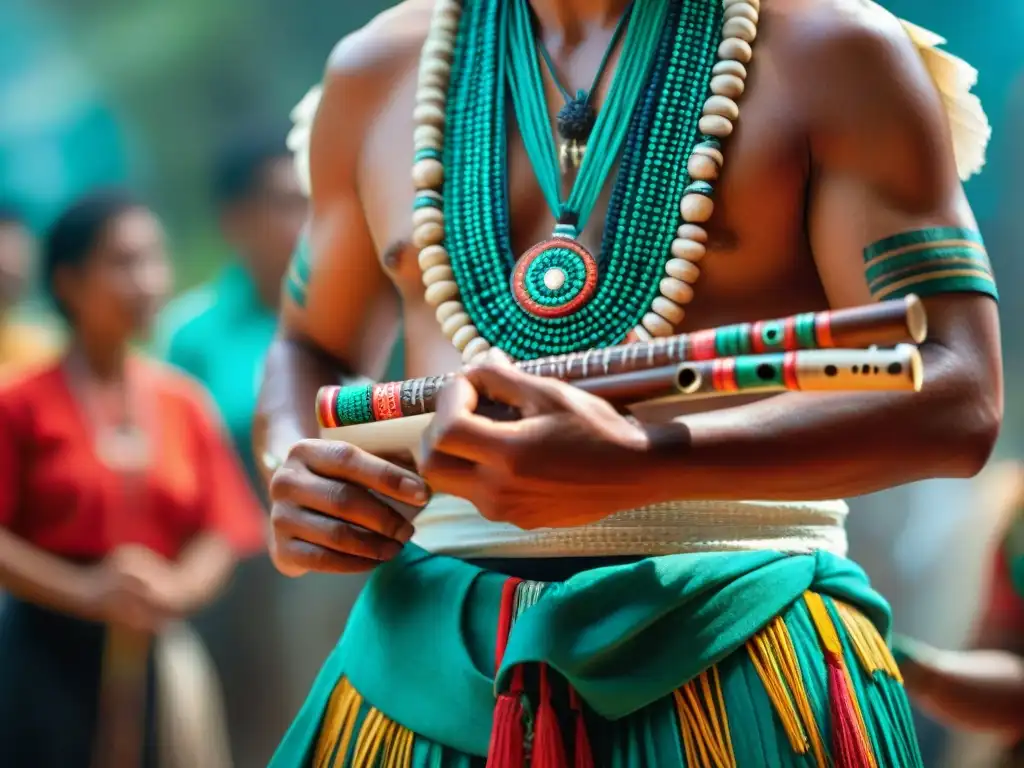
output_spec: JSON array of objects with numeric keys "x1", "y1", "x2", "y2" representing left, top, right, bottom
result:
[{"x1": 410, "y1": 495, "x2": 849, "y2": 558}]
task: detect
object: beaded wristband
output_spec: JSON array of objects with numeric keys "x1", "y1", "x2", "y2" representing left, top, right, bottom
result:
[{"x1": 863, "y1": 227, "x2": 997, "y2": 302}]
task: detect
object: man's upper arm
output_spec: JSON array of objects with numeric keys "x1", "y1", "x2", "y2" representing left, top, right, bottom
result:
[
  {"x1": 278, "y1": 34, "x2": 401, "y2": 374},
  {"x1": 804, "y1": 9, "x2": 996, "y2": 312}
]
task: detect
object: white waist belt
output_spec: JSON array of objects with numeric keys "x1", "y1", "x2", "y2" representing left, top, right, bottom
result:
[{"x1": 410, "y1": 495, "x2": 849, "y2": 559}]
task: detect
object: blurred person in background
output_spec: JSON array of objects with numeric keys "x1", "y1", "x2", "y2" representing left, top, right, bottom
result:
[
  {"x1": 157, "y1": 132, "x2": 310, "y2": 766},
  {"x1": 0, "y1": 204, "x2": 59, "y2": 374},
  {"x1": 896, "y1": 462, "x2": 1024, "y2": 766},
  {"x1": 0, "y1": 189, "x2": 265, "y2": 767},
  {"x1": 160, "y1": 131, "x2": 307, "y2": 486}
]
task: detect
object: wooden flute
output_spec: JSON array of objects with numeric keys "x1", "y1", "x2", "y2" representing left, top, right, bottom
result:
[{"x1": 317, "y1": 295, "x2": 926, "y2": 429}]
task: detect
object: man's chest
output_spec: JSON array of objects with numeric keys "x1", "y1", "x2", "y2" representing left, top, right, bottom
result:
[{"x1": 359, "y1": 43, "x2": 825, "y2": 339}]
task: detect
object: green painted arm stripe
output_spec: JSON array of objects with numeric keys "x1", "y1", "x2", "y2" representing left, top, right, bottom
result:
[
  {"x1": 873, "y1": 273, "x2": 998, "y2": 302},
  {"x1": 866, "y1": 247, "x2": 992, "y2": 289},
  {"x1": 284, "y1": 234, "x2": 314, "y2": 307},
  {"x1": 863, "y1": 227, "x2": 985, "y2": 262}
]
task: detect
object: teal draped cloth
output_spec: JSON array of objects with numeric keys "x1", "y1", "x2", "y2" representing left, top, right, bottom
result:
[{"x1": 271, "y1": 545, "x2": 918, "y2": 766}]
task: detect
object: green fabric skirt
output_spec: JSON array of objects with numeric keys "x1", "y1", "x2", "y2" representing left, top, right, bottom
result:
[{"x1": 271, "y1": 545, "x2": 922, "y2": 767}]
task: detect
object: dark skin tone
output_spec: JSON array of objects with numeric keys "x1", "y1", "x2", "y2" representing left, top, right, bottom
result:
[
  {"x1": 221, "y1": 156, "x2": 308, "y2": 311},
  {"x1": 0, "y1": 208, "x2": 241, "y2": 632},
  {"x1": 256, "y1": 0, "x2": 1002, "y2": 577}
]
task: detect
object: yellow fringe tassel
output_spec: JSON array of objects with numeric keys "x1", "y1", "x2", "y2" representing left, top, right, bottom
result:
[
  {"x1": 672, "y1": 666, "x2": 736, "y2": 768},
  {"x1": 833, "y1": 601, "x2": 903, "y2": 683},
  {"x1": 804, "y1": 593, "x2": 878, "y2": 768},
  {"x1": 313, "y1": 677, "x2": 415, "y2": 768},
  {"x1": 315, "y1": 678, "x2": 362, "y2": 768},
  {"x1": 746, "y1": 617, "x2": 828, "y2": 767}
]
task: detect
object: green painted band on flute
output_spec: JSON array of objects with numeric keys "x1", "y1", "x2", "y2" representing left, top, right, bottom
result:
[
  {"x1": 335, "y1": 385, "x2": 374, "y2": 428},
  {"x1": 862, "y1": 227, "x2": 998, "y2": 302},
  {"x1": 713, "y1": 322, "x2": 752, "y2": 357},
  {"x1": 734, "y1": 353, "x2": 787, "y2": 390}
]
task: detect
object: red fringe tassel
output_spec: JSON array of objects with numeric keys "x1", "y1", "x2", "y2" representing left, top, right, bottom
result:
[
  {"x1": 826, "y1": 651, "x2": 873, "y2": 768},
  {"x1": 486, "y1": 579, "x2": 525, "y2": 768},
  {"x1": 569, "y1": 686, "x2": 594, "y2": 768},
  {"x1": 532, "y1": 664, "x2": 568, "y2": 768}
]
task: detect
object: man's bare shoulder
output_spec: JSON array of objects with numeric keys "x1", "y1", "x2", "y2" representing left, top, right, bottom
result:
[
  {"x1": 325, "y1": 0, "x2": 433, "y2": 85},
  {"x1": 765, "y1": 0, "x2": 933, "y2": 98}
]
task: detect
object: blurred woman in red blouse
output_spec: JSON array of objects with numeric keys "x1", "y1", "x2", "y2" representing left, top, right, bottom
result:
[{"x1": 0, "y1": 189, "x2": 266, "y2": 767}]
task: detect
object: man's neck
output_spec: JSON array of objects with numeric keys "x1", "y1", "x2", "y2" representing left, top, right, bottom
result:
[{"x1": 529, "y1": 0, "x2": 631, "y2": 39}]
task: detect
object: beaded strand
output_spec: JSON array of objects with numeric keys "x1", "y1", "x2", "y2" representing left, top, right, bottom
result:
[{"x1": 412, "y1": 0, "x2": 761, "y2": 361}]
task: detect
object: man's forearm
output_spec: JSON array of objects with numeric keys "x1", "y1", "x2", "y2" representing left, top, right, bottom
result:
[
  {"x1": 645, "y1": 342, "x2": 999, "y2": 502},
  {"x1": 253, "y1": 334, "x2": 352, "y2": 486},
  {"x1": 901, "y1": 647, "x2": 1024, "y2": 735}
]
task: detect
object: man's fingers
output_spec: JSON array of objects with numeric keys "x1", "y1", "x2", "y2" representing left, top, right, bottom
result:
[
  {"x1": 270, "y1": 467, "x2": 414, "y2": 541},
  {"x1": 275, "y1": 538, "x2": 381, "y2": 575},
  {"x1": 275, "y1": 505, "x2": 405, "y2": 562},
  {"x1": 419, "y1": 452, "x2": 480, "y2": 499},
  {"x1": 288, "y1": 439, "x2": 429, "y2": 507}
]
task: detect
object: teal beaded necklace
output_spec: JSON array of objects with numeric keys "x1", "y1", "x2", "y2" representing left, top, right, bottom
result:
[
  {"x1": 413, "y1": 0, "x2": 737, "y2": 360},
  {"x1": 508, "y1": 0, "x2": 649, "y2": 231}
]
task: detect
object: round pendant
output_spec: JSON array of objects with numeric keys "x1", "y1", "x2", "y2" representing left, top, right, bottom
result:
[{"x1": 511, "y1": 238, "x2": 599, "y2": 319}]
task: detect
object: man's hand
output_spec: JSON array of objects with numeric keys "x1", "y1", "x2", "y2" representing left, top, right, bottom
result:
[
  {"x1": 268, "y1": 439, "x2": 429, "y2": 576},
  {"x1": 420, "y1": 351, "x2": 659, "y2": 529}
]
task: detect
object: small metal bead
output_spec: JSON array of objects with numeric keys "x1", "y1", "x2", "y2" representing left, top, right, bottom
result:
[
  {"x1": 412, "y1": 159, "x2": 444, "y2": 189},
  {"x1": 421, "y1": 264, "x2": 454, "y2": 286},
  {"x1": 670, "y1": 238, "x2": 708, "y2": 262},
  {"x1": 666, "y1": 258, "x2": 702, "y2": 282},
  {"x1": 425, "y1": 280, "x2": 459, "y2": 307},
  {"x1": 659, "y1": 276, "x2": 696, "y2": 305},
  {"x1": 718, "y1": 38, "x2": 753, "y2": 64},
  {"x1": 451, "y1": 324, "x2": 478, "y2": 351},
  {"x1": 698, "y1": 115, "x2": 733, "y2": 138},
  {"x1": 722, "y1": 17, "x2": 757, "y2": 43},
  {"x1": 712, "y1": 60, "x2": 747, "y2": 79},
  {"x1": 418, "y1": 245, "x2": 450, "y2": 271},
  {"x1": 642, "y1": 312, "x2": 674, "y2": 337},
  {"x1": 710, "y1": 74, "x2": 745, "y2": 99},
  {"x1": 462, "y1": 336, "x2": 491, "y2": 363},
  {"x1": 677, "y1": 224, "x2": 709, "y2": 243},
  {"x1": 652, "y1": 296, "x2": 686, "y2": 324},
  {"x1": 412, "y1": 222, "x2": 445, "y2": 249},
  {"x1": 435, "y1": 300, "x2": 464, "y2": 324},
  {"x1": 413, "y1": 103, "x2": 446, "y2": 127},
  {"x1": 687, "y1": 153, "x2": 719, "y2": 182},
  {"x1": 680, "y1": 194, "x2": 715, "y2": 223},
  {"x1": 724, "y1": 2, "x2": 759, "y2": 23},
  {"x1": 441, "y1": 311, "x2": 470, "y2": 339},
  {"x1": 412, "y1": 207, "x2": 444, "y2": 229}
]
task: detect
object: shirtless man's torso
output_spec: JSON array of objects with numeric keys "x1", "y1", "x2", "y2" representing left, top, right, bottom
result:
[{"x1": 257, "y1": 0, "x2": 1003, "y2": 764}]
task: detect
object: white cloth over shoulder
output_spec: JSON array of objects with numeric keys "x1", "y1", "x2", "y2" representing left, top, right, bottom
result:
[{"x1": 410, "y1": 494, "x2": 850, "y2": 558}]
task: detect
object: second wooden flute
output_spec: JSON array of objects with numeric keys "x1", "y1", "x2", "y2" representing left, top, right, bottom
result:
[
  {"x1": 577, "y1": 345, "x2": 923, "y2": 405},
  {"x1": 317, "y1": 296, "x2": 926, "y2": 429}
]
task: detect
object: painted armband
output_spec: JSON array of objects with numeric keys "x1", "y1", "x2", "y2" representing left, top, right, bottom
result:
[
  {"x1": 863, "y1": 227, "x2": 997, "y2": 302},
  {"x1": 285, "y1": 232, "x2": 313, "y2": 307}
]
